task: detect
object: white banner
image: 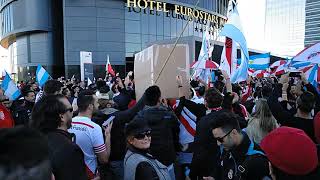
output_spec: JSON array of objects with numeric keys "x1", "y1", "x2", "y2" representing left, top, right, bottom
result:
[{"x1": 80, "y1": 51, "x2": 92, "y2": 81}]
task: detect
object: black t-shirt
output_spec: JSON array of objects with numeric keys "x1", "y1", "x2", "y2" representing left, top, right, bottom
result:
[
  {"x1": 135, "y1": 162, "x2": 159, "y2": 180},
  {"x1": 283, "y1": 117, "x2": 316, "y2": 143}
]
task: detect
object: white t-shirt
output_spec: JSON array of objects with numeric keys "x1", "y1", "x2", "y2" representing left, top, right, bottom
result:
[{"x1": 68, "y1": 116, "x2": 106, "y2": 174}]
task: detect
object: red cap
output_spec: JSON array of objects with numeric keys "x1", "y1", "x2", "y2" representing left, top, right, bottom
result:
[{"x1": 261, "y1": 126, "x2": 318, "y2": 175}]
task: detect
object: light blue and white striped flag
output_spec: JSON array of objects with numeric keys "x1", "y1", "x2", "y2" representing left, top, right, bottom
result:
[
  {"x1": 36, "y1": 65, "x2": 50, "y2": 87},
  {"x1": 1, "y1": 72, "x2": 21, "y2": 100},
  {"x1": 290, "y1": 61, "x2": 312, "y2": 70},
  {"x1": 219, "y1": 4, "x2": 249, "y2": 83},
  {"x1": 248, "y1": 53, "x2": 270, "y2": 70},
  {"x1": 307, "y1": 64, "x2": 319, "y2": 93}
]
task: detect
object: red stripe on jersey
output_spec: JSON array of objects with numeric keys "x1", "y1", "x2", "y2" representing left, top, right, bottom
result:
[
  {"x1": 85, "y1": 165, "x2": 95, "y2": 179},
  {"x1": 178, "y1": 115, "x2": 196, "y2": 136},
  {"x1": 72, "y1": 122, "x2": 94, "y2": 128}
]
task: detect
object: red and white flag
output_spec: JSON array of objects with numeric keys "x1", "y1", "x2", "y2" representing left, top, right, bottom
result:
[
  {"x1": 248, "y1": 69, "x2": 255, "y2": 76},
  {"x1": 292, "y1": 42, "x2": 320, "y2": 64},
  {"x1": 270, "y1": 60, "x2": 287, "y2": 69},
  {"x1": 106, "y1": 55, "x2": 115, "y2": 76},
  {"x1": 219, "y1": 0, "x2": 238, "y2": 76},
  {"x1": 220, "y1": 37, "x2": 237, "y2": 76},
  {"x1": 272, "y1": 64, "x2": 286, "y2": 76},
  {"x1": 253, "y1": 70, "x2": 269, "y2": 78}
]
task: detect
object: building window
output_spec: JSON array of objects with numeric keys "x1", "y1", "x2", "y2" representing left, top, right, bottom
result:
[{"x1": 0, "y1": 3, "x2": 13, "y2": 38}]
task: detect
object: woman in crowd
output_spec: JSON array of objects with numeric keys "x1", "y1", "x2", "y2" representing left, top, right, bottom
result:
[
  {"x1": 123, "y1": 116, "x2": 171, "y2": 180},
  {"x1": 246, "y1": 98, "x2": 279, "y2": 144}
]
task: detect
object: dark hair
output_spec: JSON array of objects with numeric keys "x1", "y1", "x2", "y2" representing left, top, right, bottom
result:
[
  {"x1": 43, "y1": 80, "x2": 63, "y2": 95},
  {"x1": 62, "y1": 87, "x2": 70, "y2": 96},
  {"x1": 254, "y1": 87, "x2": 262, "y2": 99},
  {"x1": 96, "y1": 80, "x2": 107, "y2": 90},
  {"x1": 0, "y1": 127, "x2": 51, "y2": 180},
  {"x1": 144, "y1": 85, "x2": 161, "y2": 106},
  {"x1": 88, "y1": 83, "x2": 97, "y2": 91},
  {"x1": 197, "y1": 86, "x2": 206, "y2": 96},
  {"x1": 204, "y1": 87, "x2": 223, "y2": 108},
  {"x1": 21, "y1": 85, "x2": 32, "y2": 94},
  {"x1": 297, "y1": 91, "x2": 315, "y2": 113},
  {"x1": 190, "y1": 80, "x2": 199, "y2": 88},
  {"x1": 210, "y1": 112, "x2": 241, "y2": 133},
  {"x1": 111, "y1": 84, "x2": 120, "y2": 94},
  {"x1": 30, "y1": 94, "x2": 67, "y2": 132},
  {"x1": 22, "y1": 89, "x2": 35, "y2": 97},
  {"x1": 77, "y1": 90, "x2": 95, "y2": 112},
  {"x1": 100, "y1": 86, "x2": 110, "y2": 93},
  {"x1": 232, "y1": 84, "x2": 242, "y2": 97},
  {"x1": 213, "y1": 80, "x2": 225, "y2": 94},
  {"x1": 262, "y1": 84, "x2": 272, "y2": 98}
]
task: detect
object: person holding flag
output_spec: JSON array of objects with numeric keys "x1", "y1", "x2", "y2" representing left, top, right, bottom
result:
[{"x1": 1, "y1": 71, "x2": 21, "y2": 101}]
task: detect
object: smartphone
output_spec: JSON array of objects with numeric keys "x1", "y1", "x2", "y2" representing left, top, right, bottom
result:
[
  {"x1": 289, "y1": 72, "x2": 301, "y2": 78},
  {"x1": 102, "y1": 116, "x2": 115, "y2": 128}
]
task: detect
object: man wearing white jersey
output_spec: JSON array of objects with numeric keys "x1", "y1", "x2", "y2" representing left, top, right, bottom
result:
[{"x1": 69, "y1": 90, "x2": 111, "y2": 179}]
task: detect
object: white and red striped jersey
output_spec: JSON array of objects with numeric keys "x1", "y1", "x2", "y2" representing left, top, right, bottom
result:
[{"x1": 68, "y1": 116, "x2": 106, "y2": 176}]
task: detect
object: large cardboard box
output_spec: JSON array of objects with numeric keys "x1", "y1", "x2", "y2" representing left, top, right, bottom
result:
[{"x1": 134, "y1": 44, "x2": 190, "y2": 100}]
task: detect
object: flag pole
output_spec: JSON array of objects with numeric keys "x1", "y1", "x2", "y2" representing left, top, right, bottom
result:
[{"x1": 155, "y1": 0, "x2": 201, "y2": 83}]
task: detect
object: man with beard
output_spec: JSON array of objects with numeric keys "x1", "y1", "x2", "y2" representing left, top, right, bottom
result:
[
  {"x1": 69, "y1": 90, "x2": 112, "y2": 179},
  {"x1": 30, "y1": 94, "x2": 87, "y2": 179}
]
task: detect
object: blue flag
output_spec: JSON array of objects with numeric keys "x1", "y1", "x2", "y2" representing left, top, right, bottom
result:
[
  {"x1": 36, "y1": 65, "x2": 50, "y2": 87},
  {"x1": 1, "y1": 72, "x2": 21, "y2": 100}
]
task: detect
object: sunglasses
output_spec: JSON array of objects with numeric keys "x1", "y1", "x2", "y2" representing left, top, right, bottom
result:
[
  {"x1": 134, "y1": 131, "x2": 152, "y2": 140},
  {"x1": 0, "y1": 99, "x2": 10, "y2": 102},
  {"x1": 64, "y1": 107, "x2": 73, "y2": 113},
  {"x1": 216, "y1": 129, "x2": 233, "y2": 143}
]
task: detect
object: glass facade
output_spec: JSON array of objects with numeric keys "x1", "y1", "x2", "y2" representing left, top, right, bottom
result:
[
  {"x1": 0, "y1": 2, "x2": 13, "y2": 39},
  {"x1": 124, "y1": 0, "x2": 228, "y2": 57},
  {"x1": 305, "y1": 0, "x2": 320, "y2": 47},
  {"x1": 0, "y1": 0, "x2": 229, "y2": 79},
  {"x1": 265, "y1": 0, "x2": 305, "y2": 56}
]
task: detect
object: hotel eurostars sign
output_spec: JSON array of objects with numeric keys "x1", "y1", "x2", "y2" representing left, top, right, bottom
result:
[{"x1": 126, "y1": 0, "x2": 227, "y2": 30}]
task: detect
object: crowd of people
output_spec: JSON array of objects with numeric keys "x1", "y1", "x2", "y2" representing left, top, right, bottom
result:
[{"x1": 0, "y1": 70, "x2": 320, "y2": 180}]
